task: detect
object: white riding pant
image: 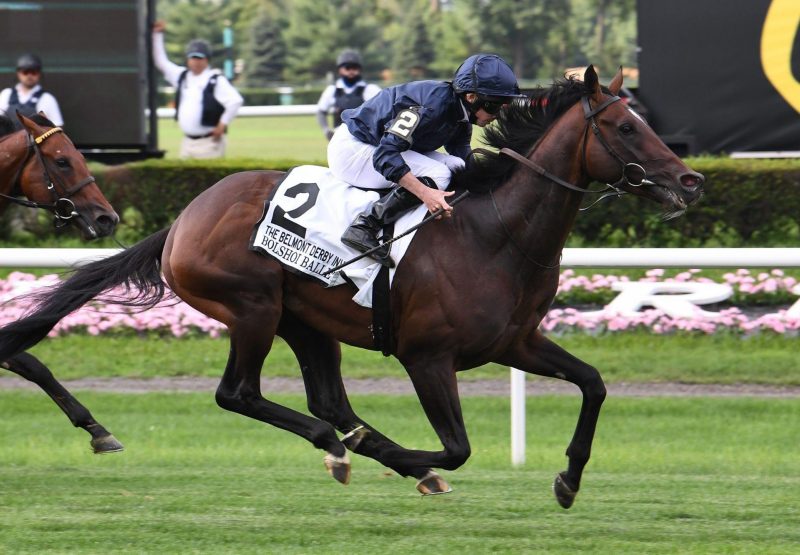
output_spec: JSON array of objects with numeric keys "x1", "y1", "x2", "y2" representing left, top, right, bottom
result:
[
  {"x1": 180, "y1": 135, "x2": 226, "y2": 159},
  {"x1": 327, "y1": 125, "x2": 465, "y2": 191}
]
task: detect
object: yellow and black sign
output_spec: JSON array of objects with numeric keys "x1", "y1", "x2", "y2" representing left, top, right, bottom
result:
[{"x1": 637, "y1": 0, "x2": 799, "y2": 154}]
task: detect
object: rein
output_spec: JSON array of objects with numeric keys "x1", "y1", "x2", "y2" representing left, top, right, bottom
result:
[{"x1": 0, "y1": 127, "x2": 97, "y2": 227}]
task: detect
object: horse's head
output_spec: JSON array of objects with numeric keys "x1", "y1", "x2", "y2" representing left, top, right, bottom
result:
[
  {"x1": 14, "y1": 112, "x2": 119, "y2": 239},
  {"x1": 580, "y1": 65, "x2": 704, "y2": 218}
]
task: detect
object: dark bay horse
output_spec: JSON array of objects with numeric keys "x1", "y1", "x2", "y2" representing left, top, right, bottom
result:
[
  {"x1": 0, "y1": 112, "x2": 122, "y2": 454},
  {"x1": 0, "y1": 67, "x2": 703, "y2": 507}
]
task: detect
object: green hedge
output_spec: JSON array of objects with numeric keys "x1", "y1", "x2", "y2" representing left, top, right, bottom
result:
[
  {"x1": 93, "y1": 158, "x2": 323, "y2": 236},
  {"x1": 82, "y1": 156, "x2": 800, "y2": 246},
  {"x1": 574, "y1": 157, "x2": 800, "y2": 247}
]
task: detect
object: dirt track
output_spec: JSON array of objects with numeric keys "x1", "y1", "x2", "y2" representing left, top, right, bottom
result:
[{"x1": 1, "y1": 376, "x2": 798, "y2": 398}]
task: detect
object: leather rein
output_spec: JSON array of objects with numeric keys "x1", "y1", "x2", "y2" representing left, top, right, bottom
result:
[{"x1": 0, "y1": 127, "x2": 97, "y2": 228}]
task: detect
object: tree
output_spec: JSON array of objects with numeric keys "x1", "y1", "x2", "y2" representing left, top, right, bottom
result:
[
  {"x1": 242, "y1": 7, "x2": 287, "y2": 85},
  {"x1": 391, "y1": 3, "x2": 436, "y2": 79},
  {"x1": 282, "y1": 0, "x2": 385, "y2": 81},
  {"x1": 156, "y1": 0, "x2": 232, "y2": 62}
]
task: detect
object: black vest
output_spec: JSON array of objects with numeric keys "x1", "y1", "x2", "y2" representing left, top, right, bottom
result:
[
  {"x1": 333, "y1": 84, "x2": 366, "y2": 126},
  {"x1": 7, "y1": 88, "x2": 46, "y2": 129},
  {"x1": 175, "y1": 70, "x2": 226, "y2": 127}
]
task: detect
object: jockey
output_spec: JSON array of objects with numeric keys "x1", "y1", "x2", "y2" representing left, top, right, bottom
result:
[{"x1": 329, "y1": 53, "x2": 522, "y2": 267}]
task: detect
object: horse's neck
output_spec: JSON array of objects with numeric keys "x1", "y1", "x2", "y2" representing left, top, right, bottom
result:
[
  {"x1": 490, "y1": 122, "x2": 587, "y2": 272},
  {"x1": 0, "y1": 133, "x2": 26, "y2": 196}
]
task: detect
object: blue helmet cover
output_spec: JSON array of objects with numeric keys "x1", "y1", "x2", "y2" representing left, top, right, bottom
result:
[{"x1": 452, "y1": 54, "x2": 520, "y2": 98}]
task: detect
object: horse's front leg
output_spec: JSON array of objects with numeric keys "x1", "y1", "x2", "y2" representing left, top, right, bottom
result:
[
  {"x1": 396, "y1": 353, "x2": 471, "y2": 493},
  {"x1": 2, "y1": 352, "x2": 123, "y2": 453},
  {"x1": 497, "y1": 330, "x2": 607, "y2": 509}
]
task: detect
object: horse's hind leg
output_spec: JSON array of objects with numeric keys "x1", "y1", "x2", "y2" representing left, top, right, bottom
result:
[
  {"x1": 277, "y1": 312, "x2": 448, "y2": 492},
  {"x1": 498, "y1": 330, "x2": 606, "y2": 509},
  {"x1": 2, "y1": 352, "x2": 123, "y2": 453},
  {"x1": 213, "y1": 310, "x2": 349, "y2": 483}
]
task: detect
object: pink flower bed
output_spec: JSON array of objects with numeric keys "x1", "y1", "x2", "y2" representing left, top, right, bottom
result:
[
  {"x1": 1, "y1": 270, "x2": 798, "y2": 337},
  {"x1": 0, "y1": 272, "x2": 226, "y2": 338}
]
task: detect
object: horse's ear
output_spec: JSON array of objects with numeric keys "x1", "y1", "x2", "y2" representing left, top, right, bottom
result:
[
  {"x1": 583, "y1": 65, "x2": 601, "y2": 100},
  {"x1": 608, "y1": 66, "x2": 624, "y2": 95},
  {"x1": 15, "y1": 110, "x2": 34, "y2": 132}
]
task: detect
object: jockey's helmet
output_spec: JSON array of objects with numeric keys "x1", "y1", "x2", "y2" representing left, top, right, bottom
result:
[{"x1": 452, "y1": 54, "x2": 521, "y2": 99}]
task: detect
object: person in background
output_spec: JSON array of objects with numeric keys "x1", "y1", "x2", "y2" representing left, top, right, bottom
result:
[
  {"x1": 329, "y1": 54, "x2": 523, "y2": 267},
  {"x1": 316, "y1": 49, "x2": 380, "y2": 141},
  {"x1": 152, "y1": 20, "x2": 244, "y2": 159},
  {"x1": 0, "y1": 53, "x2": 64, "y2": 129}
]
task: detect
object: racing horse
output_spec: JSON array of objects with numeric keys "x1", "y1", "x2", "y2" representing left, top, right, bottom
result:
[
  {"x1": 0, "y1": 67, "x2": 703, "y2": 507},
  {"x1": 0, "y1": 112, "x2": 122, "y2": 454}
]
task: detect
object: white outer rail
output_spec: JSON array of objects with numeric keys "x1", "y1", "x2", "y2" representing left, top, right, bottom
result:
[
  {"x1": 2, "y1": 246, "x2": 799, "y2": 466},
  {"x1": 156, "y1": 105, "x2": 318, "y2": 119}
]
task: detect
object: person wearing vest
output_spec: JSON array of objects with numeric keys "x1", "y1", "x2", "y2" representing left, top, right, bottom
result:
[
  {"x1": 0, "y1": 54, "x2": 64, "y2": 130},
  {"x1": 316, "y1": 49, "x2": 380, "y2": 141},
  {"x1": 152, "y1": 20, "x2": 244, "y2": 159}
]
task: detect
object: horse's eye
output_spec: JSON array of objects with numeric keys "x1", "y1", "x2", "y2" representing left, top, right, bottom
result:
[
  {"x1": 56, "y1": 158, "x2": 70, "y2": 168},
  {"x1": 619, "y1": 123, "x2": 635, "y2": 135}
]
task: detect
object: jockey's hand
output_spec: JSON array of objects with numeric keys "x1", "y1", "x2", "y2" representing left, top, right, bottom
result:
[
  {"x1": 211, "y1": 122, "x2": 226, "y2": 140},
  {"x1": 421, "y1": 187, "x2": 455, "y2": 219},
  {"x1": 399, "y1": 172, "x2": 455, "y2": 219}
]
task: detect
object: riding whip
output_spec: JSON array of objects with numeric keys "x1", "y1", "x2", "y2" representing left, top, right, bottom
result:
[{"x1": 323, "y1": 190, "x2": 471, "y2": 276}]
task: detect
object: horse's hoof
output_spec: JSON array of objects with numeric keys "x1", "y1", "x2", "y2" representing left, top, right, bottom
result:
[
  {"x1": 323, "y1": 452, "x2": 351, "y2": 485},
  {"x1": 553, "y1": 472, "x2": 577, "y2": 509},
  {"x1": 416, "y1": 470, "x2": 452, "y2": 496},
  {"x1": 341, "y1": 425, "x2": 369, "y2": 451},
  {"x1": 91, "y1": 434, "x2": 124, "y2": 454}
]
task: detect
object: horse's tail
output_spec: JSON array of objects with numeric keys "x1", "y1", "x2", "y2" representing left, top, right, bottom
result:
[{"x1": 0, "y1": 227, "x2": 171, "y2": 361}]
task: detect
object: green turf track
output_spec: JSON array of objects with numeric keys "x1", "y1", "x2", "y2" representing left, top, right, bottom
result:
[{"x1": 0, "y1": 392, "x2": 797, "y2": 553}]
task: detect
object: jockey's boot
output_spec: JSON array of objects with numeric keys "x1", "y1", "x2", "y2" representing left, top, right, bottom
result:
[{"x1": 341, "y1": 179, "x2": 436, "y2": 267}]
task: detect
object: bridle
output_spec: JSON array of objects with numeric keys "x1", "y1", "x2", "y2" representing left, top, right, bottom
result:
[
  {"x1": 496, "y1": 94, "x2": 656, "y2": 198},
  {"x1": 487, "y1": 92, "x2": 658, "y2": 269},
  {"x1": 1, "y1": 126, "x2": 97, "y2": 229}
]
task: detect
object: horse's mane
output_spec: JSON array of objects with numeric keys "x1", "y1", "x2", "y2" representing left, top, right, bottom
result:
[
  {"x1": 452, "y1": 76, "x2": 593, "y2": 193},
  {"x1": 0, "y1": 115, "x2": 16, "y2": 138},
  {"x1": 0, "y1": 113, "x2": 56, "y2": 140}
]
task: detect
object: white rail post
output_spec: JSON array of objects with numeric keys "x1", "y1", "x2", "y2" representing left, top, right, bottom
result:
[{"x1": 510, "y1": 367, "x2": 526, "y2": 466}]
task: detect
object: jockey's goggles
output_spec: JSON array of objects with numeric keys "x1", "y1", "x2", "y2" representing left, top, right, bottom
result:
[{"x1": 476, "y1": 96, "x2": 510, "y2": 115}]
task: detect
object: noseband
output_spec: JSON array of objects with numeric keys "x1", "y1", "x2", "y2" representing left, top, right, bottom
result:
[{"x1": 1, "y1": 127, "x2": 97, "y2": 228}]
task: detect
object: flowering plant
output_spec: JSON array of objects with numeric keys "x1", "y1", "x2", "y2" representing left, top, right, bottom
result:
[{"x1": 1, "y1": 269, "x2": 798, "y2": 338}]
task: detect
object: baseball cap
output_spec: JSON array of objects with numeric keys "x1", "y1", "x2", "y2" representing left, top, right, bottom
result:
[
  {"x1": 185, "y1": 39, "x2": 211, "y2": 59},
  {"x1": 16, "y1": 53, "x2": 42, "y2": 71}
]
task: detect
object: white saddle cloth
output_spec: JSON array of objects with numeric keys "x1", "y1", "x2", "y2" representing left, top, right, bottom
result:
[{"x1": 250, "y1": 165, "x2": 427, "y2": 308}]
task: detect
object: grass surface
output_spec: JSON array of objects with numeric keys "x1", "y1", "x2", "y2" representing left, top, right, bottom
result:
[
  {"x1": 0, "y1": 391, "x2": 798, "y2": 553},
  {"x1": 19, "y1": 332, "x2": 800, "y2": 385},
  {"x1": 158, "y1": 115, "x2": 329, "y2": 161}
]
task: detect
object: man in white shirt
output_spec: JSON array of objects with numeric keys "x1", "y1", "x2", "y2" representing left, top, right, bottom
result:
[
  {"x1": 152, "y1": 20, "x2": 244, "y2": 159},
  {"x1": 0, "y1": 53, "x2": 64, "y2": 129},
  {"x1": 316, "y1": 49, "x2": 380, "y2": 141}
]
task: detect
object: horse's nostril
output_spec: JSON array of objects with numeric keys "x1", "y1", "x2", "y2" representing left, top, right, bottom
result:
[
  {"x1": 96, "y1": 214, "x2": 118, "y2": 235},
  {"x1": 680, "y1": 172, "x2": 704, "y2": 189}
]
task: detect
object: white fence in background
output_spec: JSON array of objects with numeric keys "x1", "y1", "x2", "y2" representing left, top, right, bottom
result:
[
  {"x1": 156, "y1": 105, "x2": 318, "y2": 119},
  {"x1": 2, "y1": 247, "x2": 800, "y2": 466}
]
